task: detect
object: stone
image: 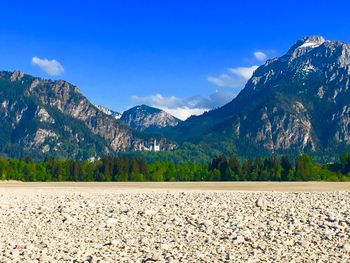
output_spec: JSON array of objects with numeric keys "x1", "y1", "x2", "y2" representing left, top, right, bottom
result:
[
  {"x1": 256, "y1": 197, "x2": 268, "y2": 209},
  {"x1": 343, "y1": 243, "x2": 350, "y2": 251},
  {"x1": 235, "y1": 236, "x2": 245, "y2": 244},
  {"x1": 328, "y1": 213, "x2": 336, "y2": 222},
  {"x1": 106, "y1": 218, "x2": 118, "y2": 226}
]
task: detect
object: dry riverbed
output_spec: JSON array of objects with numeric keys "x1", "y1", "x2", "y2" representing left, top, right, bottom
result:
[{"x1": 0, "y1": 182, "x2": 350, "y2": 262}]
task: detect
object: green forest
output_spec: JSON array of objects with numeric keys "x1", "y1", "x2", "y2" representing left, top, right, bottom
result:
[{"x1": 1, "y1": 153, "x2": 350, "y2": 182}]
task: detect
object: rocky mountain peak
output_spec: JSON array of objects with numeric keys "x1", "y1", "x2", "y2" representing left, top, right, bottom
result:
[
  {"x1": 168, "y1": 36, "x2": 350, "y2": 158},
  {"x1": 285, "y1": 36, "x2": 350, "y2": 67},
  {"x1": 288, "y1": 36, "x2": 325, "y2": 51},
  {"x1": 299, "y1": 35, "x2": 325, "y2": 45},
  {"x1": 121, "y1": 105, "x2": 180, "y2": 131},
  {"x1": 10, "y1": 71, "x2": 24, "y2": 82},
  {"x1": 244, "y1": 36, "x2": 350, "y2": 97},
  {"x1": 287, "y1": 36, "x2": 326, "y2": 59}
]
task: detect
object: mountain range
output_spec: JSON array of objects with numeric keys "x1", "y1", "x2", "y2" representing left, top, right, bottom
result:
[
  {"x1": 0, "y1": 71, "x2": 175, "y2": 159},
  {"x1": 2, "y1": 36, "x2": 350, "y2": 160}
]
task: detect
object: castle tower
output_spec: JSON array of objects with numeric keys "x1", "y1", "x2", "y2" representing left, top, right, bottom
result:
[{"x1": 153, "y1": 139, "x2": 160, "y2": 152}]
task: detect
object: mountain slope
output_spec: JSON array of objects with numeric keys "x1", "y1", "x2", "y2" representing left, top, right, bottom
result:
[
  {"x1": 168, "y1": 36, "x2": 350, "y2": 158},
  {"x1": 121, "y1": 104, "x2": 181, "y2": 131},
  {"x1": 0, "y1": 71, "x2": 141, "y2": 159}
]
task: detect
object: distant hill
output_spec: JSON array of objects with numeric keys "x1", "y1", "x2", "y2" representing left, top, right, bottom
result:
[{"x1": 120, "y1": 104, "x2": 181, "y2": 131}]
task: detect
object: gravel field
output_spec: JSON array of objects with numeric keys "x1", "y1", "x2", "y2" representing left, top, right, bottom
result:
[{"x1": 0, "y1": 183, "x2": 350, "y2": 262}]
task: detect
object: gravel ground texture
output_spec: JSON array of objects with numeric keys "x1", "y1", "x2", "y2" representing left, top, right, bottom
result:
[{"x1": 0, "y1": 183, "x2": 350, "y2": 262}]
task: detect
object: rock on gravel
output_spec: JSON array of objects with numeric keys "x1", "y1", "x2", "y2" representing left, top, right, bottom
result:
[
  {"x1": 0, "y1": 189, "x2": 349, "y2": 262},
  {"x1": 255, "y1": 196, "x2": 268, "y2": 209}
]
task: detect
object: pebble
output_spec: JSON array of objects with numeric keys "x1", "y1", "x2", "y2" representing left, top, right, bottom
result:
[
  {"x1": 235, "y1": 236, "x2": 245, "y2": 244},
  {"x1": 106, "y1": 218, "x2": 118, "y2": 226},
  {"x1": 256, "y1": 197, "x2": 268, "y2": 209},
  {"x1": 343, "y1": 243, "x2": 350, "y2": 251}
]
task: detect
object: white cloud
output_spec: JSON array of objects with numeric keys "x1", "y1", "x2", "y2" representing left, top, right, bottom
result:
[
  {"x1": 131, "y1": 94, "x2": 182, "y2": 109},
  {"x1": 254, "y1": 51, "x2": 268, "y2": 62},
  {"x1": 131, "y1": 91, "x2": 235, "y2": 120},
  {"x1": 228, "y1": 66, "x2": 259, "y2": 80},
  {"x1": 207, "y1": 65, "x2": 258, "y2": 88},
  {"x1": 130, "y1": 50, "x2": 268, "y2": 120},
  {"x1": 31, "y1": 56, "x2": 64, "y2": 76},
  {"x1": 207, "y1": 74, "x2": 240, "y2": 88},
  {"x1": 162, "y1": 107, "x2": 208, "y2": 121}
]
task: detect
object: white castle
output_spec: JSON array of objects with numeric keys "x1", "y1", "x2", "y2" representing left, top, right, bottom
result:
[{"x1": 138, "y1": 139, "x2": 160, "y2": 152}]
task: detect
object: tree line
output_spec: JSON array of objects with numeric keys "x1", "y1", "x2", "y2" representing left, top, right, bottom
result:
[{"x1": 0, "y1": 153, "x2": 350, "y2": 182}]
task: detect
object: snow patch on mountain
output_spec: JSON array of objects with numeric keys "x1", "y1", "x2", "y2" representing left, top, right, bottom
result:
[
  {"x1": 298, "y1": 41, "x2": 323, "y2": 49},
  {"x1": 95, "y1": 104, "x2": 121, "y2": 120}
]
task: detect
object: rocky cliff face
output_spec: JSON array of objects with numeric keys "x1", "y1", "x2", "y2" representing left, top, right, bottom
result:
[
  {"x1": 169, "y1": 36, "x2": 350, "y2": 157},
  {"x1": 0, "y1": 71, "x2": 159, "y2": 159},
  {"x1": 24, "y1": 78, "x2": 134, "y2": 151},
  {"x1": 121, "y1": 105, "x2": 180, "y2": 131}
]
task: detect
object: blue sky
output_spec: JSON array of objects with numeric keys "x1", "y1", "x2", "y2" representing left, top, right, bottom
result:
[{"x1": 1, "y1": 0, "x2": 350, "y2": 119}]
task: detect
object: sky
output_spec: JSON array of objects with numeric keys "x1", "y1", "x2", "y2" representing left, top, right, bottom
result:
[{"x1": 1, "y1": 0, "x2": 350, "y2": 120}]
